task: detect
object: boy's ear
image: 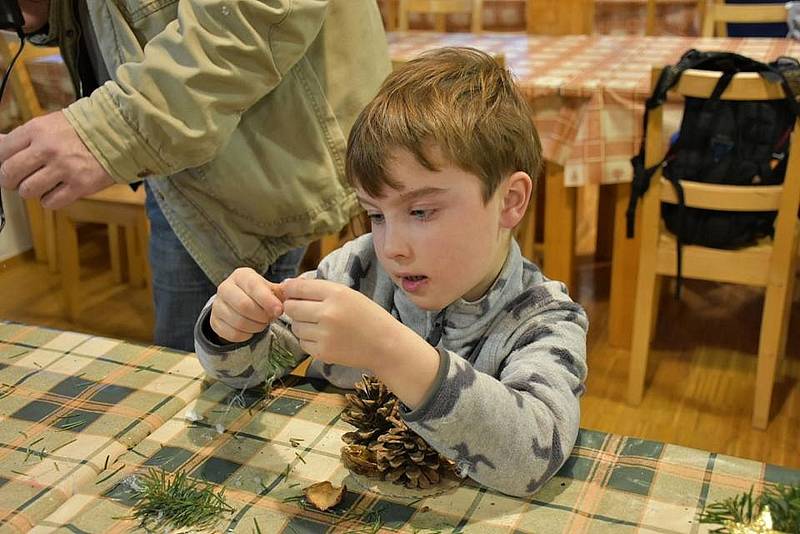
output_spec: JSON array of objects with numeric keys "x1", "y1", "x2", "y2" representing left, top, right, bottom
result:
[{"x1": 499, "y1": 171, "x2": 533, "y2": 229}]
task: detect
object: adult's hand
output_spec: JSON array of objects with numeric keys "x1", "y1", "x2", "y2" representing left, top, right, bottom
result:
[
  {"x1": 18, "y1": 0, "x2": 50, "y2": 34},
  {"x1": 0, "y1": 111, "x2": 115, "y2": 209}
]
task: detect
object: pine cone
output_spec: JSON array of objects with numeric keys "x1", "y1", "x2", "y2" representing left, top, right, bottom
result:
[
  {"x1": 340, "y1": 375, "x2": 398, "y2": 446},
  {"x1": 340, "y1": 376, "x2": 455, "y2": 489}
]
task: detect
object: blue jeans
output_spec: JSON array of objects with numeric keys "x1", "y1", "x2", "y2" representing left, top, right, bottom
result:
[{"x1": 145, "y1": 185, "x2": 306, "y2": 352}]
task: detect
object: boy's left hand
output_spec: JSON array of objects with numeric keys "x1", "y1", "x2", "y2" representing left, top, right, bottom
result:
[{"x1": 280, "y1": 278, "x2": 397, "y2": 370}]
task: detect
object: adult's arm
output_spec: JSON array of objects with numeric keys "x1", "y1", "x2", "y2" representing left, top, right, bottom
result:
[{"x1": 66, "y1": 0, "x2": 329, "y2": 184}]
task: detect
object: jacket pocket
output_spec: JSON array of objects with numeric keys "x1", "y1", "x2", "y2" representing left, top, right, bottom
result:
[
  {"x1": 176, "y1": 57, "x2": 354, "y2": 237},
  {"x1": 113, "y1": 0, "x2": 179, "y2": 42}
]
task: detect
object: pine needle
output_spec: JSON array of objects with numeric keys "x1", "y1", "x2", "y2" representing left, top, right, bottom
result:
[
  {"x1": 762, "y1": 483, "x2": 800, "y2": 533},
  {"x1": 260, "y1": 338, "x2": 296, "y2": 398},
  {"x1": 50, "y1": 438, "x2": 77, "y2": 453},
  {"x1": 130, "y1": 468, "x2": 235, "y2": 531},
  {"x1": 699, "y1": 483, "x2": 800, "y2": 533},
  {"x1": 95, "y1": 463, "x2": 125, "y2": 485},
  {"x1": 56, "y1": 419, "x2": 85, "y2": 431}
]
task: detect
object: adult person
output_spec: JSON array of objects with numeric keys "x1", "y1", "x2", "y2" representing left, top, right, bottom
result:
[{"x1": 0, "y1": 1, "x2": 391, "y2": 351}]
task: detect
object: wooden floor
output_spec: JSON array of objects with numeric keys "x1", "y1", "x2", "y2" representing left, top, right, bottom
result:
[{"x1": 1, "y1": 219, "x2": 798, "y2": 470}]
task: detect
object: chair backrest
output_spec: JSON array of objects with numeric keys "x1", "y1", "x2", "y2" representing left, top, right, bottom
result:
[
  {"x1": 398, "y1": 0, "x2": 483, "y2": 32},
  {"x1": 701, "y1": 0, "x2": 788, "y2": 36},
  {"x1": 527, "y1": 0, "x2": 594, "y2": 35},
  {"x1": 645, "y1": 0, "x2": 657, "y2": 35},
  {"x1": 640, "y1": 66, "x2": 800, "y2": 267},
  {"x1": 0, "y1": 31, "x2": 61, "y2": 122}
]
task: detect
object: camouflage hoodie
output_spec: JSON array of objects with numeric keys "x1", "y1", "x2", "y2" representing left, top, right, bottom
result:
[{"x1": 194, "y1": 234, "x2": 589, "y2": 497}]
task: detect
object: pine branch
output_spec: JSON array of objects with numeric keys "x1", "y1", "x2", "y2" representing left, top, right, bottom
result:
[
  {"x1": 130, "y1": 468, "x2": 234, "y2": 531},
  {"x1": 698, "y1": 483, "x2": 800, "y2": 533},
  {"x1": 260, "y1": 338, "x2": 297, "y2": 398},
  {"x1": 762, "y1": 484, "x2": 800, "y2": 533}
]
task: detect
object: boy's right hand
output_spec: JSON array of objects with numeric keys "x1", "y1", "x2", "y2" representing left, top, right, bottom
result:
[{"x1": 209, "y1": 267, "x2": 285, "y2": 343}]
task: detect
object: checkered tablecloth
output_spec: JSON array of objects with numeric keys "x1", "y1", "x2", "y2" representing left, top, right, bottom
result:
[
  {"x1": 0, "y1": 322, "x2": 205, "y2": 532},
  {"x1": 387, "y1": 32, "x2": 800, "y2": 186},
  {"x1": 377, "y1": 0, "x2": 698, "y2": 36},
  {"x1": 2, "y1": 323, "x2": 795, "y2": 533}
]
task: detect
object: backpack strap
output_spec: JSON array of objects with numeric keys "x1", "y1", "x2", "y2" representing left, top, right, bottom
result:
[
  {"x1": 670, "y1": 71, "x2": 735, "y2": 299},
  {"x1": 626, "y1": 50, "x2": 714, "y2": 239},
  {"x1": 764, "y1": 56, "x2": 800, "y2": 118}
]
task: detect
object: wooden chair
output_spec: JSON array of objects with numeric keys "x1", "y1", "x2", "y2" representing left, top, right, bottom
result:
[
  {"x1": 0, "y1": 32, "x2": 62, "y2": 269},
  {"x1": 398, "y1": 0, "x2": 484, "y2": 32},
  {"x1": 627, "y1": 67, "x2": 800, "y2": 429},
  {"x1": 701, "y1": 0, "x2": 788, "y2": 36},
  {"x1": 645, "y1": 0, "x2": 658, "y2": 35},
  {"x1": 0, "y1": 33, "x2": 151, "y2": 316},
  {"x1": 526, "y1": 0, "x2": 594, "y2": 35},
  {"x1": 56, "y1": 185, "x2": 150, "y2": 321}
]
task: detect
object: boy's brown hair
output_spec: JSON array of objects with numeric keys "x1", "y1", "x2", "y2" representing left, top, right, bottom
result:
[{"x1": 346, "y1": 47, "x2": 543, "y2": 202}]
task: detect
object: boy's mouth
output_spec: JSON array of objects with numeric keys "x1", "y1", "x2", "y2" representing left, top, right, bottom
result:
[{"x1": 400, "y1": 275, "x2": 428, "y2": 293}]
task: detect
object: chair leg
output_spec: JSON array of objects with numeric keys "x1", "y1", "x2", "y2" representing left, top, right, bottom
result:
[
  {"x1": 56, "y1": 212, "x2": 81, "y2": 322},
  {"x1": 650, "y1": 275, "x2": 664, "y2": 343},
  {"x1": 752, "y1": 252, "x2": 797, "y2": 429},
  {"x1": 627, "y1": 254, "x2": 660, "y2": 405},
  {"x1": 125, "y1": 224, "x2": 145, "y2": 288},
  {"x1": 23, "y1": 198, "x2": 47, "y2": 263},
  {"x1": 543, "y1": 163, "x2": 577, "y2": 290},
  {"x1": 108, "y1": 224, "x2": 125, "y2": 284},
  {"x1": 44, "y1": 208, "x2": 58, "y2": 273},
  {"x1": 595, "y1": 184, "x2": 615, "y2": 262},
  {"x1": 136, "y1": 215, "x2": 152, "y2": 294}
]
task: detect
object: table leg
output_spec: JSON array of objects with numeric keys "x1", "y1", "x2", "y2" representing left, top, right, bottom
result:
[
  {"x1": 543, "y1": 162, "x2": 576, "y2": 290},
  {"x1": 608, "y1": 182, "x2": 640, "y2": 349},
  {"x1": 595, "y1": 184, "x2": 616, "y2": 262}
]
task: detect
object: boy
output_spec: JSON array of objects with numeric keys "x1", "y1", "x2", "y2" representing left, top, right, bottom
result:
[{"x1": 194, "y1": 47, "x2": 588, "y2": 497}]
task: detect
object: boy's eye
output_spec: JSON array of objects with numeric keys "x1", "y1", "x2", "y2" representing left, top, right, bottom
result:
[
  {"x1": 367, "y1": 213, "x2": 384, "y2": 224},
  {"x1": 410, "y1": 209, "x2": 435, "y2": 221}
]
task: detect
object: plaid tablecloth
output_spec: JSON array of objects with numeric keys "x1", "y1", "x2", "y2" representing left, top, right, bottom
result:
[
  {"x1": 0, "y1": 322, "x2": 205, "y2": 532},
  {"x1": 2, "y1": 324, "x2": 795, "y2": 533},
  {"x1": 388, "y1": 32, "x2": 800, "y2": 186},
  {"x1": 377, "y1": 0, "x2": 698, "y2": 35}
]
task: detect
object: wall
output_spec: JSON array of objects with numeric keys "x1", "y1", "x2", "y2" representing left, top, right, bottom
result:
[{"x1": 0, "y1": 191, "x2": 32, "y2": 262}]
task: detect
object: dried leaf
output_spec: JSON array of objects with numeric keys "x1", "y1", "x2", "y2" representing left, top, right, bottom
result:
[{"x1": 303, "y1": 481, "x2": 345, "y2": 511}]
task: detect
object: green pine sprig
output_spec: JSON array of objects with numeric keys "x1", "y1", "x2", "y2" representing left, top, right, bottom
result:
[
  {"x1": 130, "y1": 468, "x2": 234, "y2": 531},
  {"x1": 698, "y1": 483, "x2": 800, "y2": 533},
  {"x1": 260, "y1": 338, "x2": 297, "y2": 398},
  {"x1": 763, "y1": 484, "x2": 800, "y2": 533}
]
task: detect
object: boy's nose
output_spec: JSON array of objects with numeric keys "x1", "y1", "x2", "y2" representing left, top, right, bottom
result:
[{"x1": 381, "y1": 223, "x2": 411, "y2": 260}]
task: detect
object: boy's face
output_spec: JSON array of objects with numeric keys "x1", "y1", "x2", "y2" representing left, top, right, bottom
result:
[{"x1": 356, "y1": 148, "x2": 512, "y2": 311}]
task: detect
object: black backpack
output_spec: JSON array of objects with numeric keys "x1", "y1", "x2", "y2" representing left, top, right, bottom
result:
[{"x1": 626, "y1": 49, "x2": 800, "y2": 296}]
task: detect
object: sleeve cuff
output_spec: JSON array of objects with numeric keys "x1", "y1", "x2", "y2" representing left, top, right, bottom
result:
[
  {"x1": 64, "y1": 87, "x2": 173, "y2": 184},
  {"x1": 193, "y1": 303, "x2": 269, "y2": 354},
  {"x1": 401, "y1": 347, "x2": 450, "y2": 423}
]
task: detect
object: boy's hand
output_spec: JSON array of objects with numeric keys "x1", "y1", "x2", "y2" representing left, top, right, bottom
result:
[
  {"x1": 209, "y1": 268, "x2": 285, "y2": 343},
  {"x1": 281, "y1": 278, "x2": 396, "y2": 370}
]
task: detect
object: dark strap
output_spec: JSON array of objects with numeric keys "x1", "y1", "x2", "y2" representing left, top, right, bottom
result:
[{"x1": 626, "y1": 50, "x2": 712, "y2": 240}]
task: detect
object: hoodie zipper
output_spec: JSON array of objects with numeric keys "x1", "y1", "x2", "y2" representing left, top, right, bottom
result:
[{"x1": 425, "y1": 309, "x2": 446, "y2": 347}]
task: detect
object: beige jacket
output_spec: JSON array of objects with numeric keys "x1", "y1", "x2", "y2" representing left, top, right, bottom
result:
[{"x1": 46, "y1": 0, "x2": 390, "y2": 283}]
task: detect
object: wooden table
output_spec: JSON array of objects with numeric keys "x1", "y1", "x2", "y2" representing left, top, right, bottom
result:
[
  {"x1": 387, "y1": 31, "x2": 800, "y2": 348},
  {"x1": 1, "y1": 321, "x2": 799, "y2": 532}
]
